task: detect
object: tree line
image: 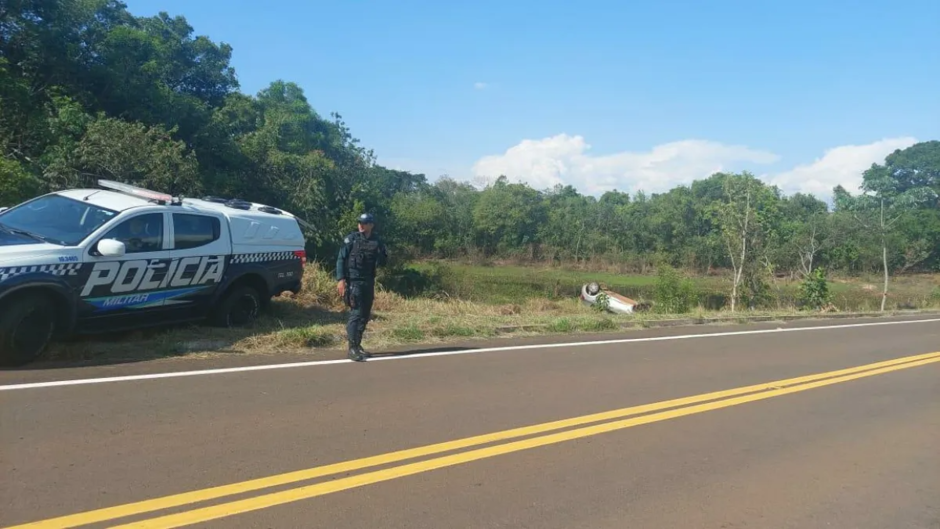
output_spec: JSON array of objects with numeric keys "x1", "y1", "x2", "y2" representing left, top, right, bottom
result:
[{"x1": 2, "y1": 1, "x2": 938, "y2": 305}]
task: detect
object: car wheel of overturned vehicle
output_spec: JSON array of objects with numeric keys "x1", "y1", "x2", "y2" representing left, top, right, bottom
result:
[
  {"x1": 586, "y1": 282, "x2": 601, "y2": 296},
  {"x1": 0, "y1": 294, "x2": 56, "y2": 367},
  {"x1": 212, "y1": 285, "x2": 262, "y2": 328}
]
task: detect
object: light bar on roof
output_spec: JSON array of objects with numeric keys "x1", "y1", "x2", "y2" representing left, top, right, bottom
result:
[{"x1": 98, "y1": 179, "x2": 174, "y2": 203}]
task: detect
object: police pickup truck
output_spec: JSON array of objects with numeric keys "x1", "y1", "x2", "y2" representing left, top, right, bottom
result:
[{"x1": 0, "y1": 180, "x2": 307, "y2": 367}]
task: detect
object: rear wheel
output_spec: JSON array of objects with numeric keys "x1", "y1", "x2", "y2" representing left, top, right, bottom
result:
[
  {"x1": 210, "y1": 285, "x2": 262, "y2": 328},
  {"x1": 0, "y1": 295, "x2": 56, "y2": 367}
]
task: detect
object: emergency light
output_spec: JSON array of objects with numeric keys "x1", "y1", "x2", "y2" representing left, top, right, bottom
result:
[{"x1": 97, "y1": 179, "x2": 180, "y2": 205}]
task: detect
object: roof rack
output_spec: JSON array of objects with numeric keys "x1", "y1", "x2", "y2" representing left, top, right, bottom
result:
[
  {"x1": 201, "y1": 195, "x2": 284, "y2": 215},
  {"x1": 98, "y1": 179, "x2": 181, "y2": 205},
  {"x1": 225, "y1": 198, "x2": 253, "y2": 211}
]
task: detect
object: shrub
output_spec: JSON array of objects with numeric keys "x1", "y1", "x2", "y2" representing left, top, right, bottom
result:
[
  {"x1": 0, "y1": 158, "x2": 43, "y2": 207},
  {"x1": 296, "y1": 264, "x2": 341, "y2": 307},
  {"x1": 377, "y1": 262, "x2": 447, "y2": 297},
  {"x1": 798, "y1": 267, "x2": 832, "y2": 310},
  {"x1": 929, "y1": 287, "x2": 940, "y2": 306},
  {"x1": 591, "y1": 291, "x2": 611, "y2": 312},
  {"x1": 653, "y1": 265, "x2": 698, "y2": 314},
  {"x1": 741, "y1": 267, "x2": 776, "y2": 310}
]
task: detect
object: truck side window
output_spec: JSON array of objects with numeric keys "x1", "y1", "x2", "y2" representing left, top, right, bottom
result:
[
  {"x1": 173, "y1": 213, "x2": 221, "y2": 250},
  {"x1": 101, "y1": 213, "x2": 164, "y2": 253}
]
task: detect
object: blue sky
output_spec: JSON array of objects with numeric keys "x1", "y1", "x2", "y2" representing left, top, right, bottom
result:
[{"x1": 125, "y1": 0, "x2": 939, "y2": 200}]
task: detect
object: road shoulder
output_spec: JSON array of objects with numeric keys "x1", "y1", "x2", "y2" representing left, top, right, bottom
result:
[{"x1": 2, "y1": 313, "x2": 939, "y2": 386}]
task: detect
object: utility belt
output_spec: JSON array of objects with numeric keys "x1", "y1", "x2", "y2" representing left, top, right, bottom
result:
[{"x1": 343, "y1": 276, "x2": 374, "y2": 308}]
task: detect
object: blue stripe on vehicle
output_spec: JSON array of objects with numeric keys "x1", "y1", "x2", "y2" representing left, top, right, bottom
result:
[{"x1": 85, "y1": 286, "x2": 208, "y2": 312}]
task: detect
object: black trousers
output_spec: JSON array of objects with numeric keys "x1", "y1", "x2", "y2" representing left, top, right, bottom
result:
[{"x1": 344, "y1": 279, "x2": 375, "y2": 347}]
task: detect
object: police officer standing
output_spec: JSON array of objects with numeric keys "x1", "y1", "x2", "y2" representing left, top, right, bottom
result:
[{"x1": 336, "y1": 213, "x2": 388, "y2": 361}]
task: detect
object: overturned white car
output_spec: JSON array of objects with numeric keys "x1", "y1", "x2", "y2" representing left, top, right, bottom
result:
[{"x1": 580, "y1": 282, "x2": 642, "y2": 314}]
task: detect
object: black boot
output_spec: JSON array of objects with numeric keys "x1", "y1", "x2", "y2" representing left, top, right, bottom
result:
[
  {"x1": 356, "y1": 345, "x2": 371, "y2": 358},
  {"x1": 347, "y1": 344, "x2": 365, "y2": 362}
]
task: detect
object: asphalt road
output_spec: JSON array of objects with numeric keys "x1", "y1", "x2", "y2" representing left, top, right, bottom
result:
[{"x1": 2, "y1": 315, "x2": 939, "y2": 528}]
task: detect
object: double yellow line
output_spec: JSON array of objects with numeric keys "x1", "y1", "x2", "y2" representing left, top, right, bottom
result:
[{"x1": 10, "y1": 351, "x2": 940, "y2": 529}]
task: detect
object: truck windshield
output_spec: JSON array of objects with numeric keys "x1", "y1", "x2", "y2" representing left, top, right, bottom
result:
[{"x1": 0, "y1": 194, "x2": 118, "y2": 246}]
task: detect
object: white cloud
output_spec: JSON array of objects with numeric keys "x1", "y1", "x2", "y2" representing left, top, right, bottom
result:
[
  {"x1": 765, "y1": 137, "x2": 917, "y2": 198},
  {"x1": 473, "y1": 82, "x2": 488, "y2": 90},
  {"x1": 469, "y1": 134, "x2": 918, "y2": 202},
  {"x1": 471, "y1": 134, "x2": 779, "y2": 195}
]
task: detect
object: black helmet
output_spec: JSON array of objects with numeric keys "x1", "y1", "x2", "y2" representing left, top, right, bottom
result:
[{"x1": 358, "y1": 213, "x2": 375, "y2": 224}]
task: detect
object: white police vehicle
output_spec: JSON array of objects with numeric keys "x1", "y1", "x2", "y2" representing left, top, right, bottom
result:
[{"x1": 0, "y1": 180, "x2": 307, "y2": 366}]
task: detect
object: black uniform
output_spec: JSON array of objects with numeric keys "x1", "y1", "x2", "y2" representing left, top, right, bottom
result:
[{"x1": 336, "y1": 224, "x2": 387, "y2": 360}]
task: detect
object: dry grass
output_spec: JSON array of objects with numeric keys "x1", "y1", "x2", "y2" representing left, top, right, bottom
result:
[{"x1": 46, "y1": 264, "x2": 940, "y2": 364}]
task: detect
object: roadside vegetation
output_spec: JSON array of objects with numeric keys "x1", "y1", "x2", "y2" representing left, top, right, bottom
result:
[{"x1": 49, "y1": 262, "x2": 940, "y2": 363}]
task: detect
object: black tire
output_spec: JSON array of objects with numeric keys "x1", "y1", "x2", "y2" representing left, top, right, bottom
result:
[
  {"x1": 0, "y1": 295, "x2": 56, "y2": 367},
  {"x1": 210, "y1": 285, "x2": 262, "y2": 328}
]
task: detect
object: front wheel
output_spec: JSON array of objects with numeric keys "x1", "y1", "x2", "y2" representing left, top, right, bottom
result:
[
  {"x1": 0, "y1": 295, "x2": 56, "y2": 367},
  {"x1": 210, "y1": 285, "x2": 262, "y2": 328}
]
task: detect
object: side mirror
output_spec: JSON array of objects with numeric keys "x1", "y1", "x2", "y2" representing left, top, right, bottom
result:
[
  {"x1": 97, "y1": 239, "x2": 126, "y2": 257},
  {"x1": 0, "y1": 207, "x2": 8, "y2": 213}
]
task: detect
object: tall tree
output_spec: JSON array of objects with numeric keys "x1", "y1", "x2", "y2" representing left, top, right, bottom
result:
[
  {"x1": 472, "y1": 176, "x2": 546, "y2": 258},
  {"x1": 834, "y1": 143, "x2": 937, "y2": 310},
  {"x1": 710, "y1": 172, "x2": 779, "y2": 311}
]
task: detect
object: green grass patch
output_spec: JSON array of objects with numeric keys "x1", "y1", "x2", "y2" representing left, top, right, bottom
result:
[
  {"x1": 392, "y1": 324, "x2": 426, "y2": 341},
  {"x1": 547, "y1": 317, "x2": 575, "y2": 333},
  {"x1": 431, "y1": 324, "x2": 477, "y2": 338},
  {"x1": 276, "y1": 326, "x2": 338, "y2": 348},
  {"x1": 543, "y1": 316, "x2": 619, "y2": 333},
  {"x1": 582, "y1": 317, "x2": 618, "y2": 331}
]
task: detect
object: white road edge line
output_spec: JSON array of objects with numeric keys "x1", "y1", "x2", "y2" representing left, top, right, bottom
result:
[{"x1": 2, "y1": 317, "x2": 939, "y2": 391}]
